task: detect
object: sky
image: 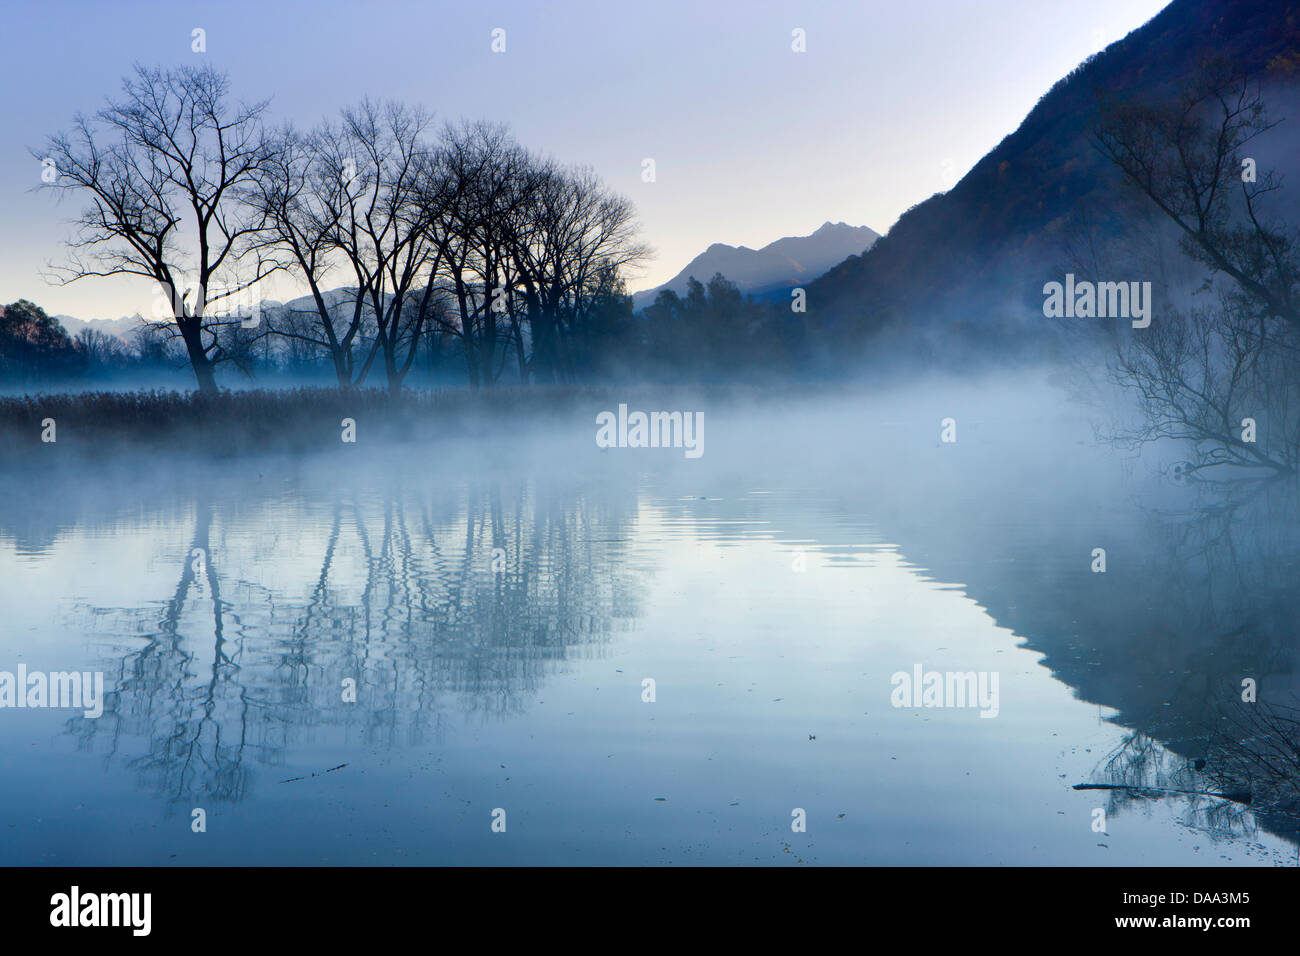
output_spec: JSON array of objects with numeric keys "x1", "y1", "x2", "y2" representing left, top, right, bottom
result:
[{"x1": 0, "y1": 0, "x2": 1171, "y2": 320}]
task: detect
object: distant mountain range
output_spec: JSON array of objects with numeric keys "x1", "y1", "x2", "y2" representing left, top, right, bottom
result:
[
  {"x1": 54, "y1": 223, "x2": 882, "y2": 335},
  {"x1": 54, "y1": 288, "x2": 374, "y2": 341},
  {"x1": 56, "y1": 313, "x2": 147, "y2": 341},
  {"x1": 631, "y1": 221, "x2": 879, "y2": 310}
]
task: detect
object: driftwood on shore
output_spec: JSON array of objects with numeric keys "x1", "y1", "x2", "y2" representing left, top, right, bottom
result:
[{"x1": 1073, "y1": 783, "x2": 1252, "y2": 805}]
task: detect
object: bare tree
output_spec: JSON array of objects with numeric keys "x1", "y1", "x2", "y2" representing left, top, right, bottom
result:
[
  {"x1": 424, "y1": 122, "x2": 538, "y2": 388},
  {"x1": 248, "y1": 124, "x2": 367, "y2": 386},
  {"x1": 1110, "y1": 296, "x2": 1299, "y2": 474},
  {"x1": 1094, "y1": 62, "x2": 1299, "y2": 329},
  {"x1": 75, "y1": 326, "x2": 127, "y2": 368},
  {"x1": 1094, "y1": 63, "x2": 1300, "y2": 474},
  {"x1": 131, "y1": 319, "x2": 186, "y2": 368},
  {"x1": 508, "y1": 162, "x2": 649, "y2": 383},
  {"x1": 326, "y1": 100, "x2": 442, "y2": 394},
  {"x1": 38, "y1": 65, "x2": 285, "y2": 394}
]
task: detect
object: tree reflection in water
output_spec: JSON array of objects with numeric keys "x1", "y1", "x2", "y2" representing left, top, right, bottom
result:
[{"x1": 63, "y1": 473, "x2": 643, "y2": 811}]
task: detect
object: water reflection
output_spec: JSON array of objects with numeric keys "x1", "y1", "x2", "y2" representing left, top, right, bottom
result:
[
  {"x1": 1080, "y1": 731, "x2": 1257, "y2": 844},
  {"x1": 1, "y1": 420, "x2": 1297, "y2": 863},
  {"x1": 863, "y1": 469, "x2": 1300, "y2": 851},
  {"x1": 44, "y1": 467, "x2": 644, "y2": 810}
]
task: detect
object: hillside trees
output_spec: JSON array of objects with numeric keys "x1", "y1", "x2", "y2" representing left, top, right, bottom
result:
[
  {"x1": 1094, "y1": 64, "x2": 1300, "y2": 474},
  {"x1": 0, "y1": 300, "x2": 84, "y2": 381}
]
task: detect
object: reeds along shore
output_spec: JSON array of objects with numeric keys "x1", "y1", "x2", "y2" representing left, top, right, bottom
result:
[{"x1": 0, "y1": 384, "x2": 772, "y2": 457}]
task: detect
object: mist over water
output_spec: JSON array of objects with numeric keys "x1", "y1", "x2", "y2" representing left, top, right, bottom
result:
[{"x1": 3, "y1": 369, "x2": 1295, "y2": 865}]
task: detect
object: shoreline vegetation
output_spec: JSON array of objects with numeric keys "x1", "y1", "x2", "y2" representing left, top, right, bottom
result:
[{"x1": 0, "y1": 384, "x2": 777, "y2": 456}]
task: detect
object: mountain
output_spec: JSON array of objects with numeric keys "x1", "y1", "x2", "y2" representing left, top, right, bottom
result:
[
  {"x1": 50, "y1": 218, "x2": 879, "y2": 334},
  {"x1": 804, "y1": 0, "x2": 1300, "y2": 358},
  {"x1": 632, "y1": 221, "x2": 879, "y2": 310},
  {"x1": 53, "y1": 288, "x2": 375, "y2": 340},
  {"x1": 56, "y1": 314, "x2": 148, "y2": 341}
]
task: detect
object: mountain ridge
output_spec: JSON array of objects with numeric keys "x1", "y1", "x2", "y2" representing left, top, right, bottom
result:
[
  {"x1": 632, "y1": 220, "x2": 879, "y2": 309},
  {"x1": 803, "y1": 0, "x2": 1300, "y2": 357}
]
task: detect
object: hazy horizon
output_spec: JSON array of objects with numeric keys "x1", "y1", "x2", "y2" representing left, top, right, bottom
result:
[{"x1": 1, "y1": 0, "x2": 1169, "y2": 319}]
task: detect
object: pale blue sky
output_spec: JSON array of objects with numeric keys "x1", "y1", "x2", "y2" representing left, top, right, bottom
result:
[{"x1": 0, "y1": 0, "x2": 1170, "y2": 318}]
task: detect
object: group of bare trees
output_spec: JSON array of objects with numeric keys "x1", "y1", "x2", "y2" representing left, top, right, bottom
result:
[{"x1": 38, "y1": 65, "x2": 648, "y2": 395}]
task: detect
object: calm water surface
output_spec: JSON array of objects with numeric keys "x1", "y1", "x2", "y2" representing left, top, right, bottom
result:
[{"x1": 2, "y1": 384, "x2": 1296, "y2": 865}]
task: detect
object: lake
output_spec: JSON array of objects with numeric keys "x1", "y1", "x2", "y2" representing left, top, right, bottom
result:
[{"x1": 2, "y1": 374, "x2": 1297, "y2": 865}]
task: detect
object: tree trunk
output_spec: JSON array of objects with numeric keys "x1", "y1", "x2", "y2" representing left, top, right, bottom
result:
[{"x1": 178, "y1": 317, "x2": 219, "y2": 396}]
